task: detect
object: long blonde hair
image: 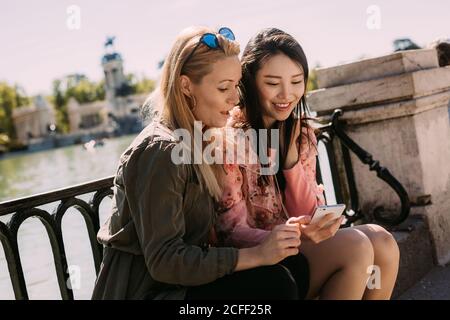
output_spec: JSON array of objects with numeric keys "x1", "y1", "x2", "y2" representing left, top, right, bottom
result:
[{"x1": 155, "y1": 26, "x2": 240, "y2": 200}]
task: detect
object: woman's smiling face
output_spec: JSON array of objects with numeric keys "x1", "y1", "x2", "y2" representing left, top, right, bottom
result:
[
  {"x1": 255, "y1": 53, "x2": 305, "y2": 128},
  {"x1": 190, "y1": 56, "x2": 241, "y2": 128}
]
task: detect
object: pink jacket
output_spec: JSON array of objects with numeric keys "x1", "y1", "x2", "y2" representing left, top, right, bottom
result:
[{"x1": 215, "y1": 107, "x2": 325, "y2": 248}]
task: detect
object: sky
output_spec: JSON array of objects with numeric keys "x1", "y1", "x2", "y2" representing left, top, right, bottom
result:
[{"x1": 0, "y1": 0, "x2": 449, "y2": 96}]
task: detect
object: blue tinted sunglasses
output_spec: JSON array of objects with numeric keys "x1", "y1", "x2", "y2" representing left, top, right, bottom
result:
[{"x1": 184, "y1": 27, "x2": 236, "y2": 65}]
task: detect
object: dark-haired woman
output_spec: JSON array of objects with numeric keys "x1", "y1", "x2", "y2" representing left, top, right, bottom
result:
[{"x1": 216, "y1": 28, "x2": 400, "y2": 300}]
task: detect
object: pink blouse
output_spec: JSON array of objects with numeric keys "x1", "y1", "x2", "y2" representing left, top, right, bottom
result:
[{"x1": 215, "y1": 107, "x2": 325, "y2": 248}]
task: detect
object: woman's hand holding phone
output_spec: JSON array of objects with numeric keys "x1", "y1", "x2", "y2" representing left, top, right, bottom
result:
[
  {"x1": 286, "y1": 207, "x2": 345, "y2": 244},
  {"x1": 303, "y1": 213, "x2": 344, "y2": 244},
  {"x1": 257, "y1": 223, "x2": 302, "y2": 266}
]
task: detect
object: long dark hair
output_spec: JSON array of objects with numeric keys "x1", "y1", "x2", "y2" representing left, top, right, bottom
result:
[{"x1": 239, "y1": 28, "x2": 315, "y2": 190}]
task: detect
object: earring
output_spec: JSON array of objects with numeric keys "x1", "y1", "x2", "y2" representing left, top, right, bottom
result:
[
  {"x1": 293, "y1": 103, "x2": 301, "y2": 119},
  {"x1": 189, "y1": 95, "x2": 197, "y2": 111}
]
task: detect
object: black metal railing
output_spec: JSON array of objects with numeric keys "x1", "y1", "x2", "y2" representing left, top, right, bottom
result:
[
  {"x1": 0, "y1": 176, "x2": 114, "y2": 300},
  {"x1": 315, "y1": 109, "x2": 411, "y2": 228}
]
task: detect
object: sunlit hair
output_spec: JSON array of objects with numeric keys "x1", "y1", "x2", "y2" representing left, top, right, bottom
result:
[{"x1": 148, "y1": 26, "x2": 240, "y2": 200}]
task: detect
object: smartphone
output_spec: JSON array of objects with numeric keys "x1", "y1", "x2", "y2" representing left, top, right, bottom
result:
[{"x1": 310, "y1": 204, "x2": 346, "y2": 226}]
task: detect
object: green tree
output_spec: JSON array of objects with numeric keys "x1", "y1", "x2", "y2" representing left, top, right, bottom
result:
[
  {"x1": 14, "y1": 85, "x2": 30, "y2": 108},
  {"x1": 66, "y1": 79, "x2": 100, "y2": 104},
  {"x1": 135, "y1": 77, "x2": 155, "y2": 94},
  {"x1": 95, "y1": 80, "x2": 105, "y2": 101},
  {"x1": 0, "y1": 85, "x2": 13, "y2": 136},
  {"x1": 127, "y1": 75, "x2": 155, "y2": 95},
  {"x1": 307, "y1": 69, "x2": 319, "y2": 92},
  {"x1": 51, "y1": 79, "x2": 70, "y2": 133},
  {"x1": 51, "y1": 76, "x2": 107, "y2": 133},
  {"x1": 0, "y1": 82, "x2": 22, "y2": 139}
]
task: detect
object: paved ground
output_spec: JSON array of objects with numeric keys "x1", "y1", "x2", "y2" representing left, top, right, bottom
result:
[{"x1": 397, "y1": 264, "x2": 450, "y2": 300}]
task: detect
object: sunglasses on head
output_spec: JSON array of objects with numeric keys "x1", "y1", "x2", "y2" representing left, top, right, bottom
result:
[{"x1": 184, "y1": 27, "x2": 236, "y2": 65}]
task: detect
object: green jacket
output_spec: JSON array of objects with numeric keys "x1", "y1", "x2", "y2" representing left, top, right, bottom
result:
[{"x1": 92, "y1": 121, "x2": 238, "y2": 299}]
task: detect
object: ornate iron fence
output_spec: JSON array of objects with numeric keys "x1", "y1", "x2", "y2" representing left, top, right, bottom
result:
[{"x1": 0, "y1": 177, "x2": 114, "y2": 299}]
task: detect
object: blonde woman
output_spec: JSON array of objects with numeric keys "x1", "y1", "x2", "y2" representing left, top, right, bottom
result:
[{"x1": 91, "y1": 26, "x2": 309, "y2": 300}]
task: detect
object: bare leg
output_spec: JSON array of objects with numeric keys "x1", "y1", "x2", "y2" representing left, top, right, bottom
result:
[
  {"x1": 300, "y1": 228, "x2": 374, "y2": 300},
  {"x1": 353, "y1": 224, "x2": 400, "y2": 300}
]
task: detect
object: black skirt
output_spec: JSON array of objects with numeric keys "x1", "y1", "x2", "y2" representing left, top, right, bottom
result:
[
  {"x1": 185, "y1": 252, "x2": 310, "y2": 300},
  {"x1": 279, "y1": 253, "x2": 310, "y2": 299}
]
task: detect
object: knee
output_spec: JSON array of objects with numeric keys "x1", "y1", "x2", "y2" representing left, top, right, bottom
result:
[
  {"x1": 365, "y1": 224, "x2": 400, "y2": 263},
  {"x1": 343, "y1": 229, "x2": 375, "y2": 267},
  {"x1": 265, "y1": 265, "x2": 299, "y2": 300}
]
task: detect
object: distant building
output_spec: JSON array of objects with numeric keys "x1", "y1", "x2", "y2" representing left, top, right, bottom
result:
[
  {"x1": 12, "y1": 95, "x2": 56, "y2": 144},
  {"x1": 67, "y1": 98, "x2": 109, "y2": 133},
  {"x1": 67, "y1": 92, "x2": 147, "y2": 134},
  {"x1": 428, "y1": 37, "x2": 450, "y2": 67},
  {"x1": 12, "y1": 37, "x2": 146, "y2": 144},
  {"x1": 102, "y1": 52, "x2": 129, "y2": 118},
  {"x1": 67, "y1": 36, "x2": 145, "y2": 134}
]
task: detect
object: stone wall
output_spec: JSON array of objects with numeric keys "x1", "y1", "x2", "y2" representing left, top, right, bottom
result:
[{"x1": 308, "y1": 48, "x2": 450, "y2": 265}]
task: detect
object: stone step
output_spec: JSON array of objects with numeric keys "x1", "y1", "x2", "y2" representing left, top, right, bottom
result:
[
  {"x1": 396, "y1": 263, "x2": 450, "y2": 300},
  {"x1": 391, "y1": 215, "x2": 435, "y2": 298}
]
